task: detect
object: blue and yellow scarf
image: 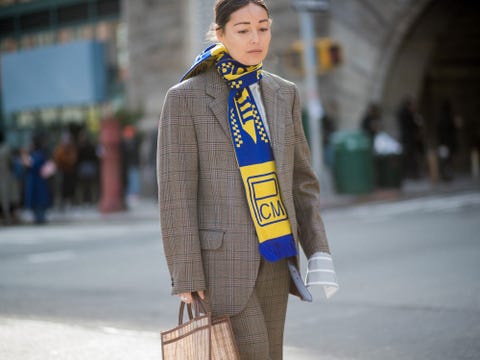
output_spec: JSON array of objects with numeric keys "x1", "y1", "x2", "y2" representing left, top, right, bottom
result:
[{"x1": 182, "y1": 44, "x2": 297, "y2": 262}]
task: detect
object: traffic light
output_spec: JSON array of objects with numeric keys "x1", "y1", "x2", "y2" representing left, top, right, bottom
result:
[
  {"x1": 284, "y1": 38, "x2": 343, "y2": 74},
  {"x1": 316, "y1": 38, "x2": 343, "y2": 72}
]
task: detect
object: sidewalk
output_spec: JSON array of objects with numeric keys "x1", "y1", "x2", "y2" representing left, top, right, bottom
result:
[
  {"x1": 320, "y1": 175, "x2": 479, "y2": 208},
  {"x1": 0, "y1": 317, "x2": 344, "y2": 360}
]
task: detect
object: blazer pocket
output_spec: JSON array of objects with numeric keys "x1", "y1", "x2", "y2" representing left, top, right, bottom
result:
[{"x1": 199, "y1": 229, "x2": 225, "y2": 250}]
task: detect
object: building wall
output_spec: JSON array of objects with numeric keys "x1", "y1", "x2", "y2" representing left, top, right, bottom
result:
[{"x1": 124, "y1": 0, "x2": 186, "y2": 130}]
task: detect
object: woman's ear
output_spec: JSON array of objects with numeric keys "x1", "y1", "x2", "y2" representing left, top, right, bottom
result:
[{"x1": 215, "y1": 27, "x2": 224, "y2": 42}]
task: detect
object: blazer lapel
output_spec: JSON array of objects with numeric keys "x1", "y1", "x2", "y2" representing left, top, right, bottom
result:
[
  {"x1": 260, "y1": 74, "x2": 284, "y2": 168},
  {"x1": 206, "y1": 69, "x2": 231, "y2": 139}
]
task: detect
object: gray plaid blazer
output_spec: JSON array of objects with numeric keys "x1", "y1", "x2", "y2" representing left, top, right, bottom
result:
[{"x1": 157, "y1": 67, "x2": 330, "y2": 316}]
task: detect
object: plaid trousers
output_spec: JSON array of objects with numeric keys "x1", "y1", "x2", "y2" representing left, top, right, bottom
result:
[{"x1": 229, "y1": 257, "x2": 290, "y2": 360}]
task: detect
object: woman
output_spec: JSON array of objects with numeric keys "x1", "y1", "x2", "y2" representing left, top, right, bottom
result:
[
  {"x1": 158, "y1": 1, "x2": 336, "y2": 358},
  {"x1": 22, "y1": 135, "x2": 52, "y2": 224}
]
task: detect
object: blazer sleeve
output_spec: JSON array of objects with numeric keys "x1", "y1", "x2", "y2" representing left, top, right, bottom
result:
[
  {"x1": 157, "y1": 87, "x2": 206, "y2": 295},
  {"x1": 291, "y1": 85, "x2": 331, "y2": 257}
]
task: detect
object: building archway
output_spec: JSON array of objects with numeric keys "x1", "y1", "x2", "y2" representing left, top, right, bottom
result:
[{"x1": 381, "y1": 0, "x2": 480, "y2": 177}]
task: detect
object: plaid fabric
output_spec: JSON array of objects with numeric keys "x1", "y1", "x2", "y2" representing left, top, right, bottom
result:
[
  {"x1": 230, "y1": 257, "x2": 290, "y2": 360},
  {"x1": 157, "y1": 66, "x2": 330, "y2": 313}
]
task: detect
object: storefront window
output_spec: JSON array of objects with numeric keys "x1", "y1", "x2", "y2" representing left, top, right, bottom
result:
[
  {"x1": 39, "y1": 108, "x2": 58, "y2": 126},
  {"x1": 17, "y1": 110, "x2": 34, "y2": 128},
  {"x1": 0, "y1": 38, "x2": 18, "y2": 52},
  {"x1": 57, "y1": 28, "x2": 74, "y2": 43},
  {"x1": 1, "y1": 1, "x2": 122, "y2": 146},
  {"x1": 81, "y1": 24, "x2": 95, "y2": 40},
  {"x1": 0, "y1": 0, "x2": 16, "y2": 7}
]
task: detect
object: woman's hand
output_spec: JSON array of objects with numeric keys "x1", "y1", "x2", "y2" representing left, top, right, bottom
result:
[{"x1": 178, "y1": 290, "x2": 205, "y2": 304}]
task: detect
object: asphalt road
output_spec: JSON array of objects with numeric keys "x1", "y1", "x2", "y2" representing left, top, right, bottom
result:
[{"x1": 0, "y1": 191, "x2": 479, "y2": 359}]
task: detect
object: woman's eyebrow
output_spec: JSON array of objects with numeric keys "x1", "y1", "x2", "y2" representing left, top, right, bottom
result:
[
  {"x1": 233, "y1": 21, "x2": 251, "y2": 26},
  {"x1": 233, "y1": 19, "x2": 269, "y2": 26}
]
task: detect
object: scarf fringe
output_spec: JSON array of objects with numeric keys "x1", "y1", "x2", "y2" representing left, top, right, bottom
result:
[{"x1": 258, "y1": 235, "x2": 297, "y2": 262}]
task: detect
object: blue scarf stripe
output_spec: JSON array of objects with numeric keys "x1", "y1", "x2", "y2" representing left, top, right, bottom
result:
[{"x1": 229, "y1": 88, "x2": 273, "y2": 167}]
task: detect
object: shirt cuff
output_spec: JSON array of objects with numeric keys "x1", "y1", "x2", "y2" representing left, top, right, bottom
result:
[{"x1": 305, "y1": 251, "x2": 339, "y2": 299}]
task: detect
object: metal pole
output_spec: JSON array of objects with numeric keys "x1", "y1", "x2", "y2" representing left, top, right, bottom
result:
[{"x1": 298, "y1": 10, "x2": 324, "y2": 177}]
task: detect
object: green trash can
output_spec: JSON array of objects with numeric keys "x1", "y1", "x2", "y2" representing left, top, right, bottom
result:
[{"x1": 332, "y1": 131, "x2": 375, "y2": 194}]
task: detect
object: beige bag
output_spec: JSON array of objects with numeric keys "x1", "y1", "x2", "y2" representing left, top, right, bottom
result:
[{"x1": 161, "y1": 296, "x2": 240, "y2": 360}]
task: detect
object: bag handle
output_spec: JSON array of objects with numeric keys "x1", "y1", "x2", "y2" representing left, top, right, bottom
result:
[
  {"x1": 177, "y1": 293, "x2": 209, "y2": 325},
  {"x1": 178, "y1": 301, "x2": 194, "y2": 325}
]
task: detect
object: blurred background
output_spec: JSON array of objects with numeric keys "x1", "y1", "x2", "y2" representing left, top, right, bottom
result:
[
  {"x1": 0, "y1": 1, "x2": 479, "y2": 359},
  {"x1": 0, "y1": 0, "x2": 479, "y2": 212}
]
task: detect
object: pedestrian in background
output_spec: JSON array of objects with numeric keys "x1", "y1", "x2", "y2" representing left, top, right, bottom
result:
[
  {"x1": 21, "y1": 134, "x2": 52, "y2": 224},
  {"x1": 76, "y1": 131, "x2": 99, "y2": 205},
  {"x1": 361, "y1": 102, "x2": 381, "y2": 141},
  {"x1": 0, "y1": 130, "x2": 20, "y2": 225},
  {"x1": 54, "y1": 131, "x2": 77, "y2": 209},
  {"x1": 157, "y1": 1, "x2": 336, "y2": 359},
  {"x1": 397, "y1": 95, "x2": 425, "y2": 179}
]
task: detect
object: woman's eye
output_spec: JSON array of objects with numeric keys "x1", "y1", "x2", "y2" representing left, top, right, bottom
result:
[
  {"x1": 238, "y1": 29, "x2": 248, "y2": 34},
  {"x1": 260, "y1": 27, "x2": 270, "y2": 32}
]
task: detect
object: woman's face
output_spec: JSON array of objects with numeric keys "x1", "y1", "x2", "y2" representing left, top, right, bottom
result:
[{"x1": 216, "y1": 3, "x2": 271, "y2": 66}]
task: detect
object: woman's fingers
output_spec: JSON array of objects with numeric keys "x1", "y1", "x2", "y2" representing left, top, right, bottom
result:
[
  {"x1": 178, "y1": 292, "x2": 193, "y2": 304},
  {"x1": 178, "y1": 291, "x2": 205, "y2": 303}
]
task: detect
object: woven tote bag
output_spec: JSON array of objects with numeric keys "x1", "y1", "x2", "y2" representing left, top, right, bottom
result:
[
  {"x1": 211, "y1": 315, "x2": 240, "y2": 360},
  {"x1": 161, "y1": 296, "x2": 240, "y2": 360},
  {"x1": 161, "y1": 301, "x2": 211, "y2": 359}
]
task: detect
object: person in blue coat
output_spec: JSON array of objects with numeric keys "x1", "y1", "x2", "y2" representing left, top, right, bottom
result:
[{"x1": 21, "y1": 135, "x2": 53, "y2": 224}]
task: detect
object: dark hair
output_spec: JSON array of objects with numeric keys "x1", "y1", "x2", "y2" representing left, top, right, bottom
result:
[
  {"x1": 214, "y1": 0, "x2": 270, "y2": 30},
  {"x1": 32, "y1": 133, "x2": 46, "y2": 151}
]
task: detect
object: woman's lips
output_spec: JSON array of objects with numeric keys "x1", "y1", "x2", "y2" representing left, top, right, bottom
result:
[{"x1": 248, "y1": 49, "x2": 263, "y2": 53}]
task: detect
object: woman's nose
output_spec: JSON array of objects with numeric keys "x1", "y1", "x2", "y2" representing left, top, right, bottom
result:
[{"x1": 250, "y1": 31, "x2": 259, "y2": 44}]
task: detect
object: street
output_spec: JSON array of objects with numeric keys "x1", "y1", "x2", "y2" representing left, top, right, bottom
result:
[{"x1": 0, "y1": 191, "x2": 479, "y2": 359}]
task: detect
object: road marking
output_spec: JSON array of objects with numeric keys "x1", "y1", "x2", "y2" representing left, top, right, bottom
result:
[{"x1": 26, "y1": 251, "x2": 75, "y2": 264}]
